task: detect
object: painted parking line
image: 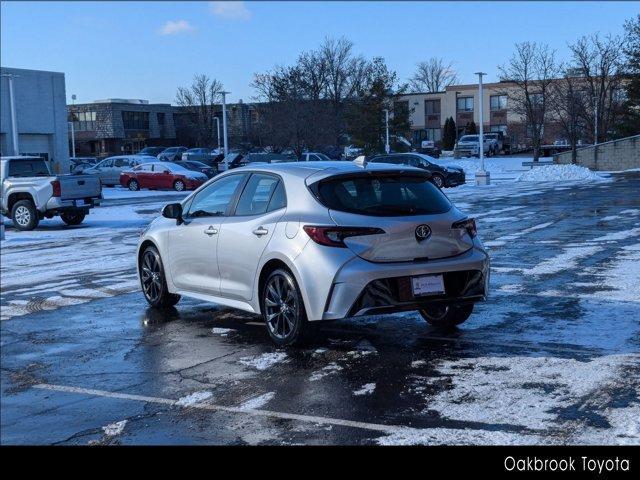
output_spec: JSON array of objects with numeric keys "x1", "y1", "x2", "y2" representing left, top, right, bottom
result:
[{"x1": 33, "y1": 383, "x2": 400, "y2": 434}]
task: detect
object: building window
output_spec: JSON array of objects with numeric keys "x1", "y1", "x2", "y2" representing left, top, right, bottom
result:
[
  {"x1": 457, "y1": 97, "x2": 474, "y2": 112},
  {"x1": 426, "y1": 128, "x2": 442, "y2": 142},
  {"x1": 122, "y1": 111, "x2": 150, "y2": 130},
  {"x1": 157, "y1": 112, "x2": 165, "y2": 125},
  {"x1": 490, "y1": 124, "x2": 508, "y2": 135},
  {"x1": 72, "y1": 110, "x2": 97, "y2": 131},
  {"x1": 490, "y1": 95, "x2": 507, "y2": 110},
  {"x1": 424, "y1": 99, "x2": 441, "y2": 115}
]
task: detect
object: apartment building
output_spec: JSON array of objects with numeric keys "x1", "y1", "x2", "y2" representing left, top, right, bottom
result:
[{"x1": 395, "y1": 80, "x2": 561, "y2": 151}]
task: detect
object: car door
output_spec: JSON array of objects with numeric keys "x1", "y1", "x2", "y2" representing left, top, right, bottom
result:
[
  {"x1": 167, "y1": 173, "x2": 248, "y2": 295},
  {"x1": 96, "y1": 158, "x2": 114, "y2": 184},
  {"x1": 134, "y1": 164, "x2": 154, "y2": 188},
  {"x1": 154, "y1": 163, "x2": 175, "y2": 189},
  {"x1": 216, "y1": 173, "x2": 287, "y2": 302}
]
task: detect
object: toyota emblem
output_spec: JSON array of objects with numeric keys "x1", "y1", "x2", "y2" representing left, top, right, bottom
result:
[{"x1": 415, "y1": 224, "x2": 431, "y2": 240}]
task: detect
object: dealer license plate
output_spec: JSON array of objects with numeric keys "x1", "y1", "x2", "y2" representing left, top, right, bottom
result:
[{"x1": 411, "y1": 274, "x2": 445, "y2": 296}]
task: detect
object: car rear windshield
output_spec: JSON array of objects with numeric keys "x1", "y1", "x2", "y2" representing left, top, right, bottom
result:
[{"x1": 313, "y1": 173, "x2": 451, "y2": 216}]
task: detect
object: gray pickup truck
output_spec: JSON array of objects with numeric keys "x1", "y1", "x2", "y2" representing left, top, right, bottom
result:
[{"x1": 1, "y1": 156, "x2": 102, "y2": 231}]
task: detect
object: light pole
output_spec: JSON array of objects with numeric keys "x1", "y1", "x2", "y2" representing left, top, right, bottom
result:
[
  {"x1": 382, "y1": 108, "x2": 390, "y2": 153},
  {"x1": 594, "y1": 101, "x2": 599, "y2": 146},
  {"x1": 221, "y1": 91, "x2": 230, "y2": 155},
  {"x1": 214, "y1": 116, "x2": 221, "y2": 152},
  {"x1": 474, "y1": 72, "x2": 490, "y2": 186},
  {"x1": 2, "y1": 74, "x2": 20, "y2": 155},
  {"x1": 69, "y1": 121, "x2": 76, "y2": 158}
]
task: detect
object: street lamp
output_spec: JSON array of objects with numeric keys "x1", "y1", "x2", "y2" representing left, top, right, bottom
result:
[
  {"x1": 382, "y1": 108, "x2": 390, "y2": 154},
  {"x1": 474, "y1": 72, "x2": 490, "y2": 186},
  {"x1": 1, "y1": 73, "x2": 20, "y2": 155},
  {"x1": 221, "y1": 91, "x2": 230, "y2": 155},
  {"x1": 214, "y1": 116, "x2": 221, "y2": 152}
]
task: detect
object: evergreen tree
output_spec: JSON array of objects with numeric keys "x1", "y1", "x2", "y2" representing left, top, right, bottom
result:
[{"x1": 442, "y1": 117, "x2": 457, "y2": 150}]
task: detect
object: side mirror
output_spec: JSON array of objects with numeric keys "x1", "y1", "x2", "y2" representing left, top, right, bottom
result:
[
  {"x1": 162, "y1": 203, "x2": 183, "y2": 224},
  {"x1": 163, "y1": 170, "x2": 171, "y2": 174}
]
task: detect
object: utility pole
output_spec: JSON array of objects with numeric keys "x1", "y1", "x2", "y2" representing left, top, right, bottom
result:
[
  {"x1": 594, "y1": 101, "x2": 599, "y2": 146},
  {"x1": 382, "y1": 109, "x2": 390, "y2": 154},
  {"x1": 2, "y1": 74, "x2": 20, "y2": 155},
  {"x1": 221, "y1": 91, "x2": 230, "y2": 155},
  {"x1": 474, "y1": 72, "x2": 490, "y2": 186}
]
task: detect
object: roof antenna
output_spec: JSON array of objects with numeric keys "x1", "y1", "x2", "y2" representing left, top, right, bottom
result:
[{"x1": 353, "y1": 155, "x2": 368, "y2": 168}]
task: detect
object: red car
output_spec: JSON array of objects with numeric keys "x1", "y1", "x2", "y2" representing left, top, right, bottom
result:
[{"x1": 119, "y1": 162, "x2": 208, "y2": 191}]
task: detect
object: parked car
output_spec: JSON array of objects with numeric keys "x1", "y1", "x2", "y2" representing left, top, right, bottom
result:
[
  {"x1": 368, "y1": 153, "x2": 465, "y2": 188},
  {"x1": 136, "y1": 147, "x2": 166, "y2": 157},
  {"x1": 416, "y1": 140, "x2": 442, "y2": 158},
  {"x1": 82, "y1": 155, "x2": 159, "y2": 186},
  {"x1": 69, "y1": 156, "x2": 99, "y2": 173},
  {"x1": 454, "y1": 135, "x2": 492, "y2": 158},
  {"x1": 230, "y1": 153, "x2": 296, "y2": 169},
  {"x1": 1, "y1": 156, "x2": 102, "y2": 230},
  {"x1": 299, "y1": 152, "x2": 333, "y2": 162},
  {"x1": 137, "y1": 162, "x2": 488, "y2": 346},
  {"x1": 181, "y1": 148, "x2": 216, "y2": 163},
  {"x1": 483, "y1": 133, "x2": 503, "y2": 155},
  {"x1": 119, "y1": 161, "x2": 208, "y2": 192},
  {"x1": 158, "y1": 147, "x2": 188, "y2": 162},
  {"x1": 343, "y1": 144, "x2": 364, "y2": 160},
  {"x1": 218, "y1": 152, "x2": 244, "y2": 172},
  {"x1": 173, "y1": 160, "x2": 217, "y2": 178}
]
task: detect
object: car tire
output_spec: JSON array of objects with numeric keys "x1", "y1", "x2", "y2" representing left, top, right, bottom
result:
[
  {"x1": 431, "y1": 174, "x2": 445, "y2": 189},
  {"x1": 262, "y1": 268, "x2": 309, "y2": 347},
  {"x1": 139, "y1": 245, "x2": 181, "y2": 308},
  {"x1": 419, "y1": 303, "x2": 474, "y2": 329},
  {"x1": 128, "y1": 179, "x2": 140, "y2": 191},
  {"x1": 11, "y1": 200, "x2": 39, "y2": 231},
  {"x1": 60, "y1": 211, "x2": 86, "y2": 226},
  {"x1": 173, "y1": 179, "x2": 185, "y2": 191}
]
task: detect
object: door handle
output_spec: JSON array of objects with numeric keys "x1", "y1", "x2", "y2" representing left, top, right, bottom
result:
[
  {"x1": 204, "y1": 226, "x2": 218, "y2": 236},
  {"x1": 253, "y1": 226, "x2": 268, "y2": 237}
]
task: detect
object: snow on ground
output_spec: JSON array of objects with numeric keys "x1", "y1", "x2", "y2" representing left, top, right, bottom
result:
[
  {"x1": 238, "y1": 392, "x2": 276, "y2": 411},
  {"x1": 102, "y1": 420, "x2": 127, "y2": 437},
  {"x1": 419, "y1": 355, "x2": 634, "y2": 433},
  {"x1": 353, "y1": 383, "x2": 376, "y2": 396},
  {"x1": 175, "y1": 391, "x2": 213, "y2": 407},
  {"x1": 517, "y1": 164, "x2": 610, "y2": 182},
  {"x1": 528, "y1": 246, "x2": 604, "y2": 276},
  {"x1": 211, "y1": 327, "x2": 235, "y2": 337},
  {"x1": 239, "y1": 352, "x2": 288, "y2": 371}
]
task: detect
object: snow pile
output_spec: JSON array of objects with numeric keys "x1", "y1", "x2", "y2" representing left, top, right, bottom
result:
[
  {"x1": 353, "y1": 383, "x2": 376, "y2": 396},
  {"x1": 516, "y1": 164, "x2": 607, "y2": 182}
]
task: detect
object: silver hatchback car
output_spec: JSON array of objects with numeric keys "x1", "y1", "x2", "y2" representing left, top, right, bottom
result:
[{"x1": 137, "y1": 161, "x2": 489, "y2": 346}]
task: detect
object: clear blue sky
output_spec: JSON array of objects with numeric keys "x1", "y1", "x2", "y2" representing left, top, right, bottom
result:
[{"x1": 1, "y1": 1, "x2": 637, "y2": 104}]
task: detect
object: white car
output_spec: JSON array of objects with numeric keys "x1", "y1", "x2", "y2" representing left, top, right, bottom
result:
[
  {"x1": 455, "y1": 135, "x2": 493, "y2": 157},
  {"x1": 137, "y1": 161, "x2": 489, "y2": 346}
]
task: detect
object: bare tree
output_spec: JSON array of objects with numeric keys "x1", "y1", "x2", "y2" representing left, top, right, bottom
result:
[
  {"x1": 175, "y1": 74, "x2": 223, "y2": 146},
  {"x1": 569, "y1": 34, "x2": 624, "y2": 143},
  {"x1": 549, "y1": 67, "x2": 586, "y2": 164},
  {"x1": 499, "y1": 42, "x2": 560, "y2": 161},
  {"x1": 409, "y1": 58, "x2": 458, "y2": 93}
]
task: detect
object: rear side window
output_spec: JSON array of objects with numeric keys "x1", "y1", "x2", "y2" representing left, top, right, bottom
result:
[
  {"x1": 8, "y1": 159, "x2": 49, "y2": 177},
  {"x1": 235, "y1": 174, "x2": 280, "y2": 216},
  {"x1": 313, "y1": 174, "x2": 451, "y2": 216}
]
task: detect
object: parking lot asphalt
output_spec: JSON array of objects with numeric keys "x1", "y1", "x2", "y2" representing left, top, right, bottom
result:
[{"x1": 1, "y1": 173, "x2": 639, "y2": 445}]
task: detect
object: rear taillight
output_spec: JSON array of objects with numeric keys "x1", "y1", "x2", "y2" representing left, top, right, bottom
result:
[
  {"x1": 452, "y1": 218, "x2": 477, "y2": 238},
  {"x1": 51, "y1": 180, "x2": 61, "y2": 197},
  {"x1": 303, "y1": 226, "x2": 384, "y2": 248}
]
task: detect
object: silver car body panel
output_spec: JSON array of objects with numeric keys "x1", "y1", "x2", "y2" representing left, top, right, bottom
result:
[{"x1": 138, "y1": 161, "x2": 489, "y2": 321}]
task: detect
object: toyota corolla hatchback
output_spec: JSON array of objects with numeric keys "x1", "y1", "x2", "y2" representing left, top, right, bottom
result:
[{"x1": 137, "y1": 161, "x2": 489, "y2": 346}]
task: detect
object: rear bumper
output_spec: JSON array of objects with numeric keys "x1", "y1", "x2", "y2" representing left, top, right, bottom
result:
[
  {"x1": 45, "y1": 197, "x2": 98, "y2": 212},
  {"x1": 317, "y1": 244, "x2": 489, "y2": 320},
  {"x1": 445, "y1": 171, "x2": 466, "y2": 187}
]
